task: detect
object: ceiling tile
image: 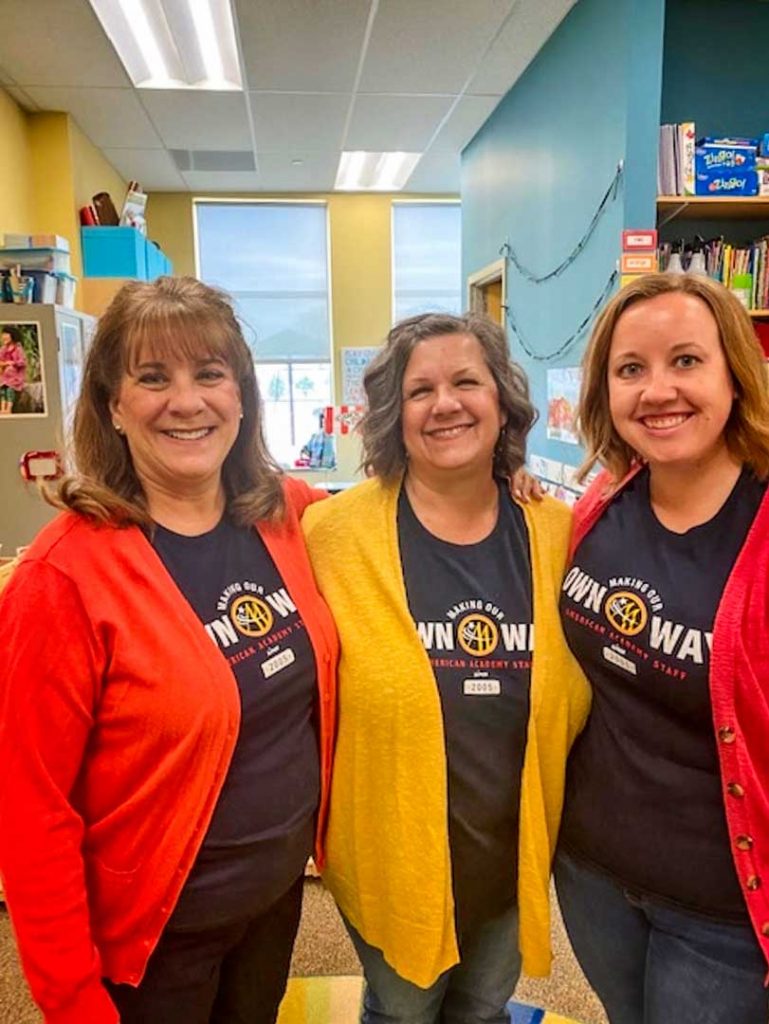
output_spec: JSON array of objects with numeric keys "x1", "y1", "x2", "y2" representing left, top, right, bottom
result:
[
  {"x1": 102, "y1": 149, "x2": 187, "y2": 191},
  {"x1": 249, "y1": 93, "x2": 349, "y2": 151},
  {"x1": 23, "y1": 87, "x2": 164, "y2": 148},
  {"x1": 359, "y1": 0, "x2": 513, "y2": 94},
  {"x1": 346, "y1": 95, "x2": 454, "y2": 152},
  {"x1": 140, "y1": 91, "x2": 253, "y2": 150},
  {"x1": 404, "y1": 150, "x2": 461, "y2": 194},
  {"x1": 469, "y1": 0, "x2": 575, "y2": 95},
  {"x1": 0, "y1": 0, "x2": 130, "y2": 87},
  {"x1": 181, "y1": 171, "x2": 262, "y2": 192},
  {"x1": 256, "y1": 151, "x2": 339, "y2": 192},
  {"x1": 235, "y1": 0, "x2": 372, "y2": 92},
  {"x1": 429, "y1": 95, "x2": 502, "y2": 153}
]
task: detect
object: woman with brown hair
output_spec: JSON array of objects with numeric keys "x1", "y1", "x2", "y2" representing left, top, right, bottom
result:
[
  {"x1": 0, "y1": 276, "x2": 338, "y2": 1024},
  {"x1": 556, "y1": 272, "x2": 769, "y2": 1023},
  {"x1": 303, "y1": 312, "x2": 590, "y2": 1024}
]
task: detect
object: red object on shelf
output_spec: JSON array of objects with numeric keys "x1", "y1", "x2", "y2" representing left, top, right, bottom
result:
[
  {"x1": 79, "y1": 205, "x2": 98, "y2": 226},
  {"x1": 753, "y1": 320, "x2": 769, "y2": 358}
]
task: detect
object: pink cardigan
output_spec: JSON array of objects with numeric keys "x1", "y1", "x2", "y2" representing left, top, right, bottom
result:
[
  {"x1": 0, "y1": 477, "x2": 338, "y2": 1024},
  {"x1": 571, "y1": 467, "x2": 769, "y2": 966}
]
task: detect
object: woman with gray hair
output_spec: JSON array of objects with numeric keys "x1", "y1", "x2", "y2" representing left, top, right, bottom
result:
[{"x1": 303, "y1": 311, "x2": 590, "y2": 1023}]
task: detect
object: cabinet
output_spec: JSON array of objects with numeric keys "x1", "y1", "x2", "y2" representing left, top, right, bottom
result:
[{"x1": 0, "y1": 303, "x2": 95, "y2": 552}]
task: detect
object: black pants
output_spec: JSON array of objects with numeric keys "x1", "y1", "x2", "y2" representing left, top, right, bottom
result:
[{"x1": 106, "y1": 876, "x2": 304, "y2": 1024}]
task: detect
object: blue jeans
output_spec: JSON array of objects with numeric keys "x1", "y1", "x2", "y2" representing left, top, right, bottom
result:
[
  {"x1": 554, "y1": 850, "x2": 769, "y2": 1024},
  {"x1": 344, "y1": 905, "x2": 521, "y2": 1024}
]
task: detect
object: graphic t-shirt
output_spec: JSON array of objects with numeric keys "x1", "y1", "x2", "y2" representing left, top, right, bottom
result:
[
  {"x1": 398, "y1": 482, "x2": 532, "y2": 941},
  {"x1": 152, "y1": 516, "x2": 319, "y2": 928},
  {"x1": 560, "y1": 467, "x2": 766, "y2": 921}
]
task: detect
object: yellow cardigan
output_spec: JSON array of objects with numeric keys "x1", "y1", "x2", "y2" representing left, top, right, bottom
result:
[{"x1": 303, "y1": 479, "x2": 590, "y2": 986}]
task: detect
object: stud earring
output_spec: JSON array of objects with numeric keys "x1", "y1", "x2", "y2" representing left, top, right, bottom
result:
[{"x1": 113, "y1": 422, "x2": 124, "y2": 434}]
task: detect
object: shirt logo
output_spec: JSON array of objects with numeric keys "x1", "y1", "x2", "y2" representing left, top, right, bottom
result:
[
  {"x1": 230, "y1": 594, "x2": 274, "y2": 637},
  {"x1": 457, "y1": 613, "x2": 499, "y2": 656},
  {"x1": 604, "y1": 590, "x2": 648, "y2": 636}
]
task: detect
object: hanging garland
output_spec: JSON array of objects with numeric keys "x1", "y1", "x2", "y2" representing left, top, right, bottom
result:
[
  {"x1": 503, "y1": 270, "x2": 618, "y2": 363},
  {"x1": 498, "y1": 160, "x2": 624, "y2": 284}
]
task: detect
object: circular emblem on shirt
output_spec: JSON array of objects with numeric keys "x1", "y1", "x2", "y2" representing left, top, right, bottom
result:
[
  {"x1": 604, "y1": 590, "x2": 648, "y2": 636},
  {"x1": 230, "y1": 594, "x2": 274, "y2": 637},
  {"x1": 457, "y1": 613, "x2": 499, "y2": 656}
]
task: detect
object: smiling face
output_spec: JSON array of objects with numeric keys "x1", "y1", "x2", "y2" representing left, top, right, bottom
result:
[
  {"x1": 401, "y1": 332, "x2": 506, "y2": 483},
  {"x1": 607, "y1": 292, "x2": 736, "y2": 474},
  {"x1": 109, "y1": 347, "x2": 242, "y2": 509}
]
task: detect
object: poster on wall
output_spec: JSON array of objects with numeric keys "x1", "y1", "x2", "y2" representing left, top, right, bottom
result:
[
  {"x1": 342, "y1": 346, "x2": 379, "y2": 405},
  {"x1": 546, "y1": 367, "x2": 581, "y2": 445},
  {"x1": 0, "y1": 321, "x2": 46, "y2": 418}
]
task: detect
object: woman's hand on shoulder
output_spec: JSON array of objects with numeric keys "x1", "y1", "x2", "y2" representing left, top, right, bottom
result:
[{"x1": 509, "y1": 467, "x2": 545, "y2": 504}]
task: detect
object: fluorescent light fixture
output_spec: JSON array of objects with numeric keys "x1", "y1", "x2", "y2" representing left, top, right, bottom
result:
[
  {"x1": 88, "y1": 0, "x2": 243, "y2": 90},
  {"x1": 335, "y1": 151, "x2": 422, "y2": 191}
]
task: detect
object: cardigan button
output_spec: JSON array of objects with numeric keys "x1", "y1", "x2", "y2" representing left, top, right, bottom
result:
[
  {"x1": 718, "y1": 726, "x2": 736, "y2": 744},
  {"x1": 746, "y1": 875, "x2": 762, "y2": 891},
  {"x1": 736, "y1": 835, "x2": 754, "y2": 851},
  {"x1": 727, "y1": 782, "x2": 745, "y2": 798},
  {"x1": 762, "y1": 923, "x2": 769, "y2": 937}
]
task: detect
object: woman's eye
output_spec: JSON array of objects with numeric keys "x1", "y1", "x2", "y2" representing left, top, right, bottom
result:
[
  {"x1": 137, "y1": 372, "x2": 167, "y2": 386},
  {"x1": 675, "y1": 353, "x2": 700, "y2": 369},
  {"x1": 406, "y1": 386, "x2": 430, "y2": 399},
  {"x1": 198, "y1": 368, "x2": 225, "y2": 382},
  {"x1": 617, "y1": 363, "x2": 641, "y2": 379}
]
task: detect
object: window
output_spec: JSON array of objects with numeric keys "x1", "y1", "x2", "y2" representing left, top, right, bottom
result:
[
  {"x1": 195, "y1": 201, "x2": 332, "y2": 467},
  {"x1": 392, "y1": 202, "x2": 462, "y2": 322}
]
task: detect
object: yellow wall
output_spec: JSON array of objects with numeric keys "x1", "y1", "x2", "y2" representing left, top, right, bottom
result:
[
  {"x1": 69, "y1": 118, "x2": 127, "y2": 220},
  {"x1": 0, "y1": 90, "x2": 127, "y2": 304},
  {"x1": 0, "y1": 89, "x2": 34, "y2": 235}
]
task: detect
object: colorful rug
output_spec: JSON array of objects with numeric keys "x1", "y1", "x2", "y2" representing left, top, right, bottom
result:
[{"x1": 278, "y1": 976, "x2": 583, "y2": 1023}]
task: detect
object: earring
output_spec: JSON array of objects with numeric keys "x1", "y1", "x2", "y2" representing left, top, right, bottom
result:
[{"x1": 113, "y1": 422, "x2": 124, "y2": 434}]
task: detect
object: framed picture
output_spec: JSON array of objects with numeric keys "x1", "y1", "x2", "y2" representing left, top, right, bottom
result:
[{"x1": 0, "y1": 320, "x2": 47, "y2": 418}]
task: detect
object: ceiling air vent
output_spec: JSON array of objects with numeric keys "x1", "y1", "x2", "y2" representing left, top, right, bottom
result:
[{"x1": 170, "y1": 150, "x2": 256, "y2": 172}]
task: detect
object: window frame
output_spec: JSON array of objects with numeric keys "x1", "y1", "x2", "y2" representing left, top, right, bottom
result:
[{"x1": 192, "y1": 197, "x2": 335, "y2": 463}]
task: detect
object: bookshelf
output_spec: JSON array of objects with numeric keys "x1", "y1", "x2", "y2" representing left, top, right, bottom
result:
[{"x1": 657, "y1": 196, "x2": 769, "y2": 225}]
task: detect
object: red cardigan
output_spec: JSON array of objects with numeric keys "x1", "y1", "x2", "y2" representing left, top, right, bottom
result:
[
  {"x1": 0, "y1": 476, "x2": 338, "y2": 1024},
  {"x1": 571, "y1": 468, "x2": 769, "y2": 965}
]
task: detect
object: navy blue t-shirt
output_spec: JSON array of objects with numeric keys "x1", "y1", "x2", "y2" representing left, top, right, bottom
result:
[
  {"x1": 152, "y1": 516, "x2": 319, "y2": 929},
  {"x1": 398, "y1": 482, "x2": 532, "y2": 941},
  {"x1": 560, "y1": 467, "x2": 766, "y2": 921}
]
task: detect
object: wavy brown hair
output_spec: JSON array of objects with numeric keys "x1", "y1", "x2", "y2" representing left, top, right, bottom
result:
[
  {"x1": 360, "y1": 312, "x2": 536, "y2": 481},
  {"x1": 579, "y1": 273, "x2": 769, "y2": 483},
  {"x1": 49, "y1": 276, "x2": 285, "y2": 525}
]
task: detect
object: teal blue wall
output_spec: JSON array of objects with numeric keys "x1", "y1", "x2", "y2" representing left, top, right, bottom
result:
[
  {"x1": 461, "y1": 0, "x2": 664, "y2": 469},
  {"x1": 660, "y1": 0, "x2": 769, "y2": 248},
  {"x1": 661, "y1": 0, "x2": 769, "y2": 135}
]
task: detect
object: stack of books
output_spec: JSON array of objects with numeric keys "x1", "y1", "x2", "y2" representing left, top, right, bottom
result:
[{"x1": 657, "y1": 122, "x2": 695, "y2": 195}]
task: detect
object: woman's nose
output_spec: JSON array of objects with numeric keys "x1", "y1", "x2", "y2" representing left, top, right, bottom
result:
[
  {"x1": 167, "y1": 378, "x2": 206, "y2": 414},
  {"x1": 432, "y1": 386, "x2": 462, "y2": 413},
  {"x1": 640, "y1": 369, "x2": 677, "y2": 403}
]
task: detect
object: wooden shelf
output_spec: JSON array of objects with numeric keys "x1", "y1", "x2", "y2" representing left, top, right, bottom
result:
[
  {"x1": 657, "y1": 195, "x2": 769, "y2": 224},
  {"x1": 748, "y1": 309, "x2": 769, "y2": 318}
]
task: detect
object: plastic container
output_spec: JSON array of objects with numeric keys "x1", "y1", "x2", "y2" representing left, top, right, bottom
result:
[
  {"x1": 24, "y1": 269, "x2": 58, "y2": 303},
  {"x1": 0, "y1": 247, "x2": 71, "y2": 273},
  {"x1": 54, "y1": 273, "x2": 77, "y2": 308}
]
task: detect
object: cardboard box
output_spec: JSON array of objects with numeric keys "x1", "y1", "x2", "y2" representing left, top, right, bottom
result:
[
  {"x1": 695, "y1": 170, "x2": 759, "y2": 196},
  {"x1": 695, "y1": 138, "x2": 757, "y2": 175},
  {"x1": 30, "y1": 234, "x2": 70, "y2": 252}
]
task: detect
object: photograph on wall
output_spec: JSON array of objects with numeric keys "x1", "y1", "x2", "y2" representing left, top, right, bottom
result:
[
  {"x1": 546, "y1": 366, "x2": 581, "y2": 445},
  {"x1": 0, "y1": 321, "x2": 46, "y2": 418},
  {"x1": 341, "y1": 346, "x2": 379, "y2": 405}
]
